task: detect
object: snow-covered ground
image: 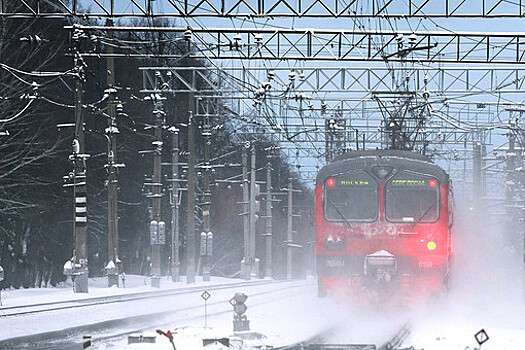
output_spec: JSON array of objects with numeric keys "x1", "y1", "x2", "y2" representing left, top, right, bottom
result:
[
  {"x1": 2, "y1": 209, "x2": 524, "y2": 350},
  {"x1": 1, "y1": 269, "x2": 524, "y2": 349},
  {"x1": 0, "y1": 275, "x2": 331, "y2": 349}
]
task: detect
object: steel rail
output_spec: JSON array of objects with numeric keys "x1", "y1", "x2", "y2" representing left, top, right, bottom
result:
[
  {"x1": 0, "y1": 279, "x2": 275, "y2": 317},
  {"x1": 275, "y1": 323, "x2": 412, "y2": 350},
  {"x1": 92, "y1": 282, "x2": 313, "y2": 348}
]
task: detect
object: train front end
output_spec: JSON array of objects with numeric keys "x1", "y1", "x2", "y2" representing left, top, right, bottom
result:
[{"x1": 315, "y1": 150, "x2": 452, "y2": 306}]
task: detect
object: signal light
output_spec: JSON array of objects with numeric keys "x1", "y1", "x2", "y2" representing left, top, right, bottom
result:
[
  {"x1": 429, "y1": 180, "x2": 437, "y2": 187},
  {"x1": 427, "y1": 241, "x2": 437, "y2": 251},
  {"x1": 326, "y1": 178, "x2": 335, "y2": 187}
]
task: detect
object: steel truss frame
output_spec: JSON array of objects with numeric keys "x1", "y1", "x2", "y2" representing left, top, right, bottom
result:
[
  {"x1": 141, "y1": 66, "x2": 525, "y2": 94},
  {"x1": 73, "y1": 26, "x2": 525, "y2": 64},
  {"x1": 4, "y1": 0, "x2": 525, "y2": 19},
  {"x1": 190, "y1": 92, "x2": 501, "y2": 156}
]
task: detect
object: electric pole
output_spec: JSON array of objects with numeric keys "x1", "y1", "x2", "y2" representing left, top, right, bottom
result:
[
  {"x1": 242, "y1": 144, "x2": 251, "y2": 280},
  {"x1": 170, "y1": 128, "x2": 180, "y2": 282},
  {"x1": 186, "y1": 103, "x2": 196, "y2": 284},
  {"x1": 150, "y1": 94, "x2": 165, "y2": 288},
  {"x1": 72, "y1": 30, "x2": 89, "y2": 293},
  {"x1": 249, "y1": 143, "x2": 258, "y2": 278},
  {"x1": 106, "y1": 18, "x2": 120, "y2": 287},
  {"x1": 287, "y1": 177, "x2": 293, "y2": 280},
  {"x1": 473, "y1": 142, "x2": 482, "y2": 206},
  {"x1": 202, "y1": 114, "x2": 212, "y2": 282},
  {"x1": 265, "y1": 159, "x2": 273, "y2": 278},
  {"x1": 506, "y1": 129, "x2": 519, "y2": 249}
]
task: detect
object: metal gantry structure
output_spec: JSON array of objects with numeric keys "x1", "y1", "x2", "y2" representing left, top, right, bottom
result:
[
  {"x1": 6, "y1": 0, "x2": 525, "y2": 18},
  {"x1": 5, "y1": 0, "x2": 525, "y2": 290}
]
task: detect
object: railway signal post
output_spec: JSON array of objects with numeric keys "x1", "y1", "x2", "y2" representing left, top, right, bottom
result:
[{"x1": 230, "y1": 292, "x2": 250, "y2": 332}]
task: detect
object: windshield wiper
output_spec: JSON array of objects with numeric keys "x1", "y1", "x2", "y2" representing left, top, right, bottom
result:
[
  {"x1": 416, "y1": 202, "x2": 436, "y2": 222},
  {"x1": 326, "y1": 198, "x2": 352, "y2": 227}
]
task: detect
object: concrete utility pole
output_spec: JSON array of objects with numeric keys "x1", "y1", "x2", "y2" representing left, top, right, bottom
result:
[
  {"x1": 481, "y1": 143, "x2": 487, "y2": 196},
  {"x1": 72, "y1": 34, "x2": 88, "y2": 293},
  {"x1": 506, "y1": 131, "x2": 516, "y2": 208},
  {"x1": 249, "y1": 144, "x2": 258, "y2": 278},
  {"x1": 106, "y1": 18, "x2": 120, "y2": 287},
  {"x1": 202, "y1": 116, "x2": 212, "y2": 282},
  {"x1": 287, "y1": 177, "x2": 293, "y2": 280},
  {"x1": 506, "y1": 129, "x2": 520, "y2": 248},
  {"x1": 473, "y1": 142, "x2": 482, "y2": 205},
  {"x1": 186, "y1": 104, "x2": 196, "y2": 284},
  {"x1": 150, "y1": 95, "x2": 165, "y2": 288},
  {"x1": 242, "y1": 145, "x2": 251, "y2": 280},
  {"x1": 264, "y1": 160, "x2": 273, "y2": 278},
  {"x1": 170, "y1": 129, "x2": 180, "y2": 282}
]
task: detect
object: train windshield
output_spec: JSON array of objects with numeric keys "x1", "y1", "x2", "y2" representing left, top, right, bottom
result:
[
  {"x1": 385, "y1": 172, "x2": 439, "y2": 223},
  {"x1": 324, "y1": 172, "x2": 378, "y2": 222}
]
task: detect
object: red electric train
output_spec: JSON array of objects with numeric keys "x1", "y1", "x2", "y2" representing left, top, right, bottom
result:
[{"x1": 315, "y1": 150, "x2": 453, "y2": 305}]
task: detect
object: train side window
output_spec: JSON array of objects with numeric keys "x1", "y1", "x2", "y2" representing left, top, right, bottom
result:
[
  {"x1": 385, "y1": 171, "x2": 439, "y2": 223},
  {"x1": 324, "y1": 171, "x2": 378, "y2": 222}
]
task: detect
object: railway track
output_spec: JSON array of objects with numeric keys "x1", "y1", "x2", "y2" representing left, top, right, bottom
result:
[
  {"x1": 278, "y1": 323, "x2": 412, "y2": 350},
  {"x1": 0, "y1": 279, "x2": 274, "y2": 317}
]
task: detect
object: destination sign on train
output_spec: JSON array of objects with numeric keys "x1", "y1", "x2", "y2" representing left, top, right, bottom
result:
[
  {"x1": 339, "y1": 180, "x2": 372, "y2": 186},
  {"x1": 391, "y1": 179, "x2": 437, "y2": 187}
]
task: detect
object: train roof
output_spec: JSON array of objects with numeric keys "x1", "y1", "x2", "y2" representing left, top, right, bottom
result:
[
  {"x1": 331, "y1": 149, "x2": 432, "y2": 162},
  {"x1": 316, "y1": 149, "x2": 449, "y2": 185}
]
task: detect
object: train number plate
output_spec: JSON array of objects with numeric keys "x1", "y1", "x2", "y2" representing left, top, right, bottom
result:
[
  {"x1": 419, "y1": 261, "x2": 433, "y2": 268},
  {"x1": 326, "y1": 259, "x2": 345, "y2": 267}
]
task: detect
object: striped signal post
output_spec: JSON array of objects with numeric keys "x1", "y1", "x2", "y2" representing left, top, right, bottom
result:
[
  {"x1": 74, "y1": 165, "x2": 89, "y2": 293},
  {"x1": 83, "y1": 335, "x2": 92, "y2": 349}
]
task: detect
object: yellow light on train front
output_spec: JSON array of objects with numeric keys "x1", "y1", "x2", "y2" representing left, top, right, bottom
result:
[{"x1": 427, "y1": 241, "x2": 437, "y2": 251}]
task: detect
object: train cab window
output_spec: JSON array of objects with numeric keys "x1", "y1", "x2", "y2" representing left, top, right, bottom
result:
[
  {"x1": 324, "y1": 172, "x2": 378, "y2": 222},
  {"x1": 385, "y1": 172, "x2": 439, "y2": 223}
]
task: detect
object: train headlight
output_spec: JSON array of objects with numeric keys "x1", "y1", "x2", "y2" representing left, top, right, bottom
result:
[
  {"x1": 326, "y1": 236, "x2": 346, "y2": 251},
  {"x1": 427, "y1": 241, "x2": 437, "y2": 251}
]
